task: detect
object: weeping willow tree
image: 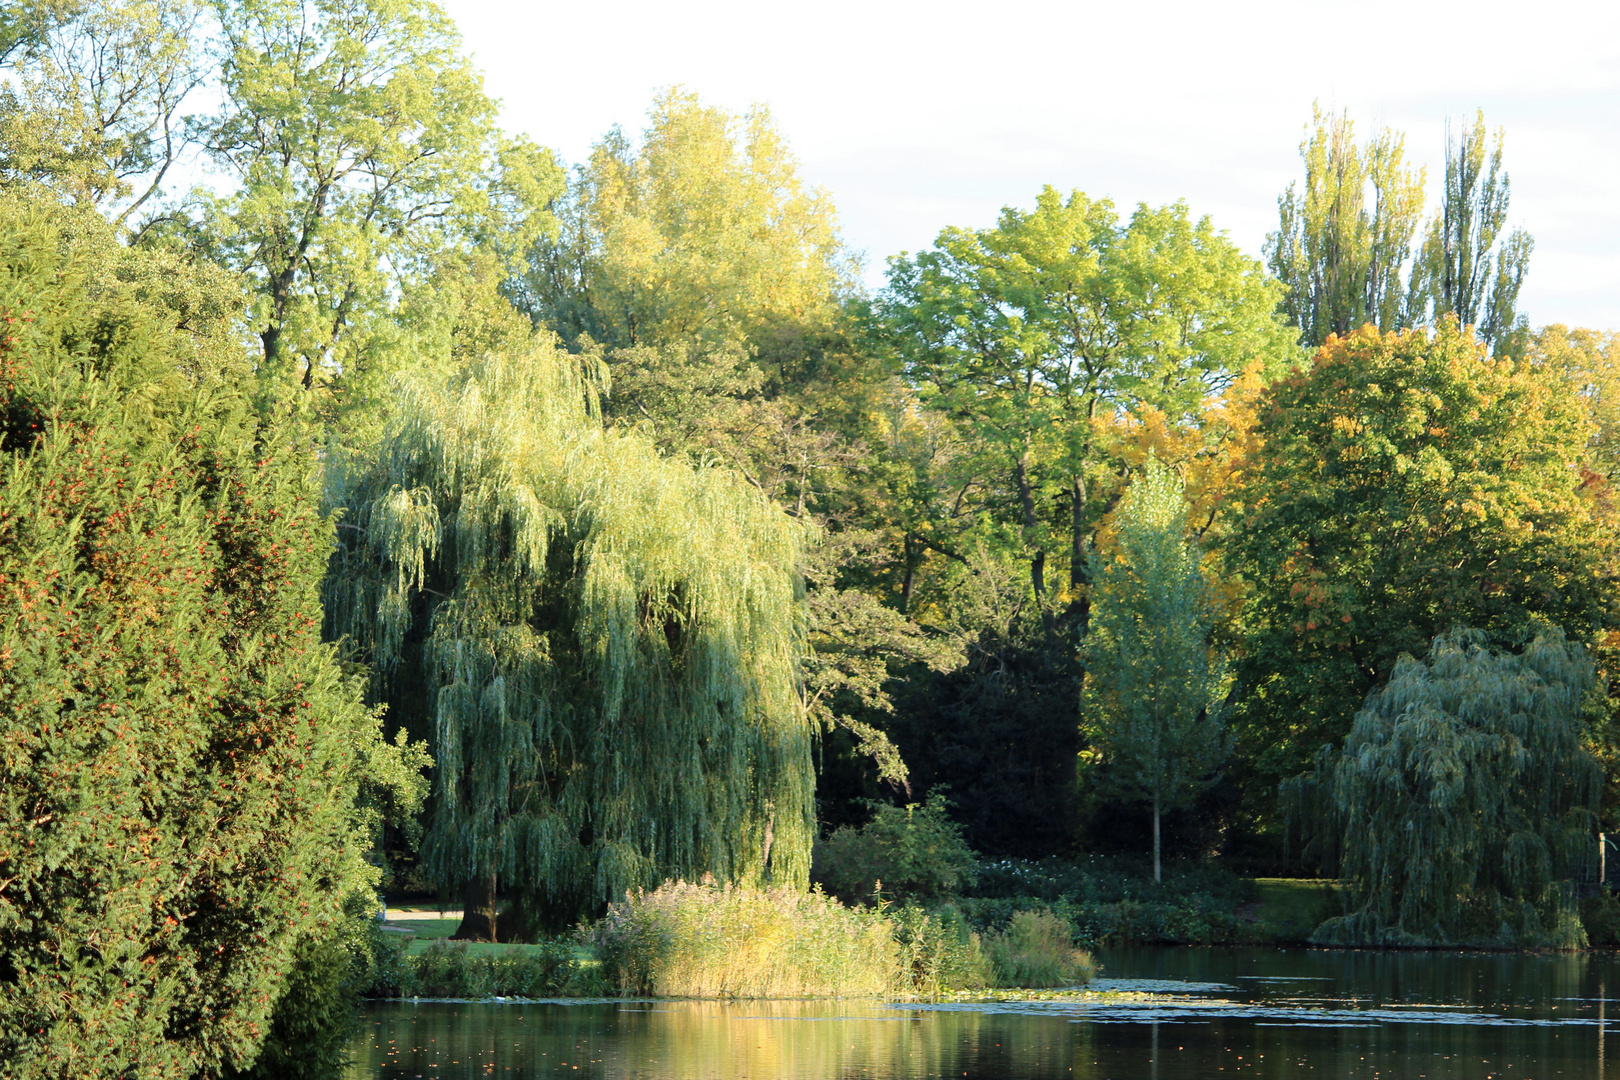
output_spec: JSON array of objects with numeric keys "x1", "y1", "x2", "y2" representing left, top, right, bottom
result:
[
  {"x1": 324, "y1": 340, "x2": 814, "y2": 935},
  {"x1": 1083, "y1": 460, "x2": 1228, "y2": 882},
  {"x1": 1295, "y1": 628, "x2": 1600, "y2": 947}
]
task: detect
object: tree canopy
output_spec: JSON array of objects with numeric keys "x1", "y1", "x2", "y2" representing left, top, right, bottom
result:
[
  {"x1": 517, "y1": 87, "x2": 853, "y2": 362},
  {"x1": 879, "y1": 186, "x2": 1298, "y2": 624},
  {"x1": 1227, "y1": 322, "x2": 1615, "y2": 794},
  {"x1": 324, "y1": 339, "x2": 816, "y2": 932},
  {"x1": 1296, "y1": 628, "x2": 1598, "y2": 947}
]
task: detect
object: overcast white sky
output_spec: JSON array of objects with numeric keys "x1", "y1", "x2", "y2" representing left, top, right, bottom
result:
[{"x1": 442, "y1": 0, "x2": 1620, "y2": 330}]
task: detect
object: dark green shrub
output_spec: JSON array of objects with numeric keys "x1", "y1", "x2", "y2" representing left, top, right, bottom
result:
[
  {"x1": 1581, "y1": 891, "x2": 1620, "y2": 948},
  {"x1": 983, "y1": 910, "x2": 1095, "y2": 987},
  {"x1": 0, "y1": 200, "x2": 390, "y2": 1077},
  {"x1": 814, "y1": 792, "x2": 978, "y2": 902},
  {"x1": 888, "y1": 903, "x2": 990, "y2": 997}
]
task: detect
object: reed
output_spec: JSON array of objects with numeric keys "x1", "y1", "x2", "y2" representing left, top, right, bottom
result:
[
  {"x1": 594, "y1": 877, "x2": 898, "y2": 997},
  {"x1": 982, "y1": 910, "x2": 1096, "y2": 988}
]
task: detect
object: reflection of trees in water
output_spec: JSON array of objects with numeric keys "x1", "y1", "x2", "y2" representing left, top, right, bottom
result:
[
  {"x1": 346, "y1": 964, "x2": 1617, "y2": 1080},
  {"x1": 347, "y1": 1001, "x2": 1114, "y2": 1079},
  {"x1": 1102, "y1": 945, "x2": 1598, "y2": 1008}
]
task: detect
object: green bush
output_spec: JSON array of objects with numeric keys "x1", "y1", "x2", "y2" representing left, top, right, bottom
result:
[
  {"x1": 379, "y1": 939, "x2": 585, "y2": 999},
  {"x1": 888, "y1": 903, "x2": 991, "y2": 996},
  {"x1": 813, "y1": 792, "x2": 979, "y2": 902},
  {"x1": 1581, "y1": 891, "x2": 1620, "y2": 949},
  {"x1": 0, "y1": 198, "x2": 392, "y2": 1077},
  {"x1": 593, "y1": 877, "x2": 897, "y2": 997},
  {"x1": 982, "y1": 910, "x2": 1095, "y2": 987}
]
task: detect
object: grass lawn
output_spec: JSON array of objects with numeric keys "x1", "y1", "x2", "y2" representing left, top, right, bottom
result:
[
  {"x1": 396, "y1": 918, "x2": 460, "y2": 941},
  {"x1": 1250, "y1": 878, "x2": 1339, "y2": 942},
  {"x1": 393, "y1": 926, "x2": 601, "y2": 965}
]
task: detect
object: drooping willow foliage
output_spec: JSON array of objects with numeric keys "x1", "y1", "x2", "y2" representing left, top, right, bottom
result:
[
  {"x1": 1292, "y1": 628, "x2": 1600, "y2": 947},
  {"x1": 324, "y1": 340, "x2": 814, "y2": 927}
]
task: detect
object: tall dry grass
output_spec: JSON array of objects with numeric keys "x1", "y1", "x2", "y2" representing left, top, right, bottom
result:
[{"x1": 594, "y1": 877, "x2": 898, "y2": 997}]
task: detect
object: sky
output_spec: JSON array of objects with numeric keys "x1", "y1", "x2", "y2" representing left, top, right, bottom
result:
[{"x1": 441, "y1": 0, "x2": 1620, "y2": 330}]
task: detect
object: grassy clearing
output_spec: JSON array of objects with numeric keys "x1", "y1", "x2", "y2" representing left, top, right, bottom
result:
[{"x1": 396, "y1": 919, "x2": 460, "y2": 942}]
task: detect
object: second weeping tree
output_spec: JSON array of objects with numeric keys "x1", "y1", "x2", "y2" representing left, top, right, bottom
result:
[
  {"x1": 1292, "y1": 628, "x2": 1600, "y2": 947},
  {"x1": 325, "y1": 341, "x2": 814, "y2": 937}
]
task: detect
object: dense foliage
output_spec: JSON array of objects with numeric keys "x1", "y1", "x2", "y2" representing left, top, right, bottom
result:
[
  {"x1": 1228, "y1": 321, "x2": 1614, "y2": 801},
  {"x1": 325, "y1": 344, "x2": 814, "y2": 932},
  {"x1": 0, "y1": 203, "x2": 385, "y2": 1076},
  {"x1": 1294, "y1": 629, "x2": 1600, "y2": 947},
  {"x1": 5, "y1": 1, "x2": 1620, "y2": 1053}
]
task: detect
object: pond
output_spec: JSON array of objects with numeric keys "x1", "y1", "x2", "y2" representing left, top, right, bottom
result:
[{"x1": 345, "y1": 947, "x2": 1620, "y2": 1078}]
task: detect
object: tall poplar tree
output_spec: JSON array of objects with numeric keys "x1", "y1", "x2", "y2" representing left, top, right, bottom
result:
[
  {"x1": 324, "y1": 341, "x2": 815, "y2": 935},
  {"x1": 1083, "y1": 460, "x2": 1227, "y2": 881},
  {"x1": 1407, "y1": 112, "x2": 1533, "y2": 357},
  {"x1": 1265, "y1": 105, "x2": 1426, "y2": 348}
]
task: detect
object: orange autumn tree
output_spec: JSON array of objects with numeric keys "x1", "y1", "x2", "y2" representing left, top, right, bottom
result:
[{"x1": 1227, "y1": 321, "x2": 1617, "y2": 801}]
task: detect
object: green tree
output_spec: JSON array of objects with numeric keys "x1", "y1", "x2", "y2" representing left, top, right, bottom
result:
[
  {"x1": 1529, "y1": 324, "x2": 1620, "y2": 484},
  {"x1": 1265, "y1": 104, "x2": 1426, "y2": 348},
  {"x1": 0, "y1": 0, "x2": 206, "y2": 231},
  {"x1": 0, "y1": 197, "x2": 392, "y2": 1078},
  {"x1": 1083, "y1": 459, "x2": 1227, "y2": 881},
  {"x1": 879, "y1": 187, "x2": 1297, "y2": 627},
  {"x1": 1228, "y1": 323, "x2": 1614, "y2": 802},
  {"x1": 192, "y1": 0, "x2": 561, "y2": 409},
  {"x1": 516, "y1": 86, "x2": 853, "y2": 364},
  {"x1": 1294, "y1": 628, "x2": 1599, "y2": 947},
  {"x1": 1407, "y1": 111, "x2": 1533, "y2": 357},
  {"x1": 514, "y1": 88, "x2": 868, "y2": 515},
  {"x1": 323, "y1": 340, "x2": 815, "y2": 935},
  {"x1": 518, "y1": 92, "x2": 955, "y2": 799}
]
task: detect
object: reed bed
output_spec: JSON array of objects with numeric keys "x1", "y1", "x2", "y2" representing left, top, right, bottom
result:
[
  {"x1": 982, "y1": 910, "x2": 1096, "y2": 988},
  {"x1": 593, "y1": 878, "x2": 899, "y2": 997}
]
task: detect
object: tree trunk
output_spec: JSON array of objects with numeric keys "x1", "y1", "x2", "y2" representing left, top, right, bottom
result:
[
  {"x1": 900, "y1": 535, "x2": 919, "y2": 615},
  {"x1": 1152, "y1": 792, "x2": 1162, "y2": 884},
  {"x1": 1014, "y1": 454, "x2": 1044, "y2": 602},
  {"x1": 452, "y1": 872, "x2": 499, "y2": 942},
  {"x1": 1069, "y1": 473, "x2": 1091, "y2": 636}
]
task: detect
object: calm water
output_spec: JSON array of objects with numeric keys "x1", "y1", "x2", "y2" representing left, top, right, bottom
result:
[{"x1": 345, "y1": 947, "x2": 1620, "y2": 1079}]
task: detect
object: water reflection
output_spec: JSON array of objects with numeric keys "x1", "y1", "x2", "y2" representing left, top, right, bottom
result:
[{"x1": 346, "y1": 948, "x2": 1620, "y2": 1079}]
